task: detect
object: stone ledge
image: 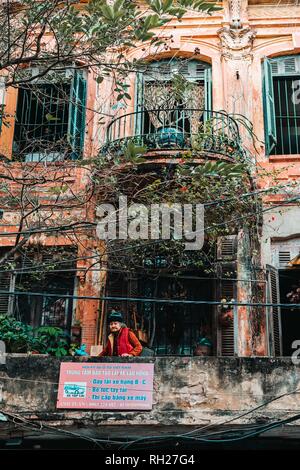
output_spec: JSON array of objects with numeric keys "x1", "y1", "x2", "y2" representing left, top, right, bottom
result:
[{"x1": 0, "y1": 356, "x2": 300, "y2": 427}]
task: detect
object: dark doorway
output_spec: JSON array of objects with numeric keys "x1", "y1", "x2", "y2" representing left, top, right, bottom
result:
[
  {"x1": 279, "y1": 269, "x2": 300, "y2": 356},
  {"x1": 139, "y1": 274, "x2": 213, "y2": 356},
  {"x1": 105, "y1": 270, "x2": 214, "y2": 356}
]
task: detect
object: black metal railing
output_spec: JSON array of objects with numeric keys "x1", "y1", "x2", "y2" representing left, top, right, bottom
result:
[{"x1": 104, "y1": 108, "x2": 242, "y2": 158}]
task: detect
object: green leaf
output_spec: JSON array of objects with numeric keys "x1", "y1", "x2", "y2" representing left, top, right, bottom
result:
[
  {"x1": 124, "y1": 141, "x2": 147, "y2": 161},
  {"x1": 45, "y1": 113, "x2": 60, "y2": 122},
  {"x1": 100, "y1": 4, "x2": 115, "y2": 21}
]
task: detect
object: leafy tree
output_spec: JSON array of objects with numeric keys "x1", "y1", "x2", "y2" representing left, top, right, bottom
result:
[
  {"x1": 0, "y1": 0, "x2": 220, "y2": 88},
  {"x1": 0, "y1": 0, "x2": 222, "y2": 265}
]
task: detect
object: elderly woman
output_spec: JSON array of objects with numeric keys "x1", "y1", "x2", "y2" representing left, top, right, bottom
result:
[{"x1": 99, "y1": 311, "x2": 142, "y2": 357}]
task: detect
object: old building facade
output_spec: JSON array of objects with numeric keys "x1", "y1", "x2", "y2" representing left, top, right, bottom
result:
[{"x1": 0, "y1": 0, "x2": 299, "y2": 361}]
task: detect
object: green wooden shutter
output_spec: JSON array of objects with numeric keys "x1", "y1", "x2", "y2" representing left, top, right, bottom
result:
[
  {"x1": 0, "y1": 249, "x2": 15, "y2": 316},
  {"x1": 270, "y1": 55, "x2": 300, "y2": 76},
  {"x1": 204, "y1": 67, "x2": 212, "y2": 122},
  {"x1": 216, "y1": 235, "x2": 238, "y2": 357},
  {"x1": 266, "y1": 265, "x2": 282, "y2": 356},
  {"x1": 134, "y1": 72, "x2": 144, "y2": 137},
  {"x1": 263, "y1": 58, "x2": 277, "y2": 155},
  {"x1": 69, "y1": 70, "x2": 87, "y2": 159},
  {"x1": 0, "y1": 271, "x2": 13, "y2": 315}
]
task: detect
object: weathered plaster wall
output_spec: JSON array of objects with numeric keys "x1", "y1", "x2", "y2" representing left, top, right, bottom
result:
[
  {"x1": 1, "y1": 0, "x2": 300, "y2": 357},
  {"x1": 261, "y1": 206, "x2": 300, "y2": 266},
  {"x1": 1, "y1": 356, "x2": 300, "y2": 427}
]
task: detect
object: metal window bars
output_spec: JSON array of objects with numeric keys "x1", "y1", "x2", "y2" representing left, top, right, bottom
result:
[
  {"x1": 272, "y1": 76, "x2": 300, "y2": 155},
  {"x1": 13, "y1": 70, "x2": 87, "y2": 162}
]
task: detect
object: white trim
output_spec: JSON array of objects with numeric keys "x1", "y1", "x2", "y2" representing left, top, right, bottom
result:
[{"x1": 271, "y1": 239, "x2": 300, "y2": 268}]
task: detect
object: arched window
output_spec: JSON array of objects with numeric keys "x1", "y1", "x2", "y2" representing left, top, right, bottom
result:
[
  {"x1": 263, "y1": 55, "x2": 300, "y2": 155},
  {"x1": 134, "y1": 59, "x2": 212, "y2": 143}
]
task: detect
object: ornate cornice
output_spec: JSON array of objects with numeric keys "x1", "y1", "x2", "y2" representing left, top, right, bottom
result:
[{"x1": 218, "y1": 26, "x2": 257, "y2": 60}]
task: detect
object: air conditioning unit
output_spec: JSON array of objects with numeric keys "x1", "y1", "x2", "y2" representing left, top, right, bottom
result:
[{"x1": 24, "y1": 152, "x2": 64, "y2": 163}]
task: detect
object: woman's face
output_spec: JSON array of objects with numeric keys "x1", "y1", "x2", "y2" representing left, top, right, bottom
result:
[{"x1": 109, "y1": 321, "x2": 122, "y2": 333}]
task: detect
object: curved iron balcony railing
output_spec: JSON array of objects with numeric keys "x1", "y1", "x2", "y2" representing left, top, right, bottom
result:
[{"x1": 104, "y1": 108, "x2": 242, "y2": 158}]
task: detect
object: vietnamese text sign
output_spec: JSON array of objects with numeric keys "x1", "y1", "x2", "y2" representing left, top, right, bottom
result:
[{"x1": 56, "y1": 362, "x2": 154, "y2": 410}]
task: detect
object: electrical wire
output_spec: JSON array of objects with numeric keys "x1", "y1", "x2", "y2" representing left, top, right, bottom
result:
[
  {"x1": 120, "y1": 388, "x2": 300, "y2": 449},
  {"x1": 0, "y1": 188, "x2": 296, "y2": 269},
  {"x1": 0, "y1": 266, "x2": 266, "y2": 284},
  {"x1": 0, "y1": 289, "x2": 299, "y2": 309},
  {"x1": 1, "y1": 387, "x2": 300, "y2": 449},
  {"x1": 0, "y1": 182, "x2": 296, "y2": 285}
]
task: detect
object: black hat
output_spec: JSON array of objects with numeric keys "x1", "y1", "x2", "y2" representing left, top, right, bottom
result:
[{"x1": 108, "y1": 311, "x2": 123, "y2": 323}]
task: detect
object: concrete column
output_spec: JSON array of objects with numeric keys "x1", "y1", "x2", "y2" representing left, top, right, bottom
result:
[
  {"x1": 237, "y1": 228, "x2": 267, "y2": 356},
  {"x1": 236, "y1": 228, "x2": 252, "y2": 356}
]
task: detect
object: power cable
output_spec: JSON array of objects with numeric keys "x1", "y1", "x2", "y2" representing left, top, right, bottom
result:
[{"x1": 0, "y1": 289, "x2": 299, "y2": 309}]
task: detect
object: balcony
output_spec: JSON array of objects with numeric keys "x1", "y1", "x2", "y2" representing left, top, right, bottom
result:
[{"x1": 103, "y1": 109, "x2": 243, "y2": 160}]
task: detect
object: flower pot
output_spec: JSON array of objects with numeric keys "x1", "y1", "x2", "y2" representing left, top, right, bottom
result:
[{"x1": 156, "y1": 127, "x2": 184, "y2": 148}]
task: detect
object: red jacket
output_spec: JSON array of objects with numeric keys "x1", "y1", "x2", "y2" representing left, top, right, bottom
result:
[{"x1": 100, "y1": 327, "x2": 142, "y2": 357}]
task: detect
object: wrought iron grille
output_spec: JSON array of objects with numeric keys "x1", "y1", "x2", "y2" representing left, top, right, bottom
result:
[
  {"x1": 13, "y1": 70, "x2": 87, "y2": 162},
  {"x1": 139, "y1": 276, "x2": 213, "y2": 356},
  {"x1": 103, "y1": 108, "x2": 242, "y2": 159},
  {"x1": 272, "y1": 76, "x2": 300, "y2": 155},
  {"x1": 13, "y1": 83, "x2": 71, "y2": 161}
]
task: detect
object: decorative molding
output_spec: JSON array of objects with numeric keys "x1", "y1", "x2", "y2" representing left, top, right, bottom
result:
[
  {"x1": 180, "y1": 38, "x2": 220, "y2": 53},
  {"x1": 249, "y1": 5, "x2": 300, "y2": 19},
  {"x1": 218, "y1": 26, "x2": 257, "y2": 60},
  {"x1": 229, "y1": 0, "x2": 242, "y2": 29},
  {"x1": 253, "y1": 36, "x2": 294, "y2": 55}
]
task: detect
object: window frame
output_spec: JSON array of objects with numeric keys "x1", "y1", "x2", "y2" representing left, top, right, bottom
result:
[
  {"x1": 263, "y1": 54, "x2": 300, "y2": 156},
  {"x1": 11, "y1": 67, "x2": 87, "y2": 162}
]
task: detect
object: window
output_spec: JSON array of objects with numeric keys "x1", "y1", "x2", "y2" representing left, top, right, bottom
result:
[
  {"x1": 267, "y1": 264, "x2": 300, "y2": 357},
  {"x1": 263, "y1": 55, "x2": 300, "y2": 155},
  {"x1": 267, "y1": 239, "x2": 300, "y2": 356},
  {"x1": 105, "y1": 271, "x2": 214, "y2": 356},
  {"x1": 134, "y1": 59, "x2": 212, "y2": 146},
  {"x1": 140, "y1": 275, "x2": 213, "y2": 356},
  {"x1": 13, "y1": 69, "x2": 87, "y2": 162},
  {"x1": 0, "y1": 247, "x2": 76, "y2": 332},
  {"x1": 103, "y1": 235, "x2": 238, "y2": 357}
]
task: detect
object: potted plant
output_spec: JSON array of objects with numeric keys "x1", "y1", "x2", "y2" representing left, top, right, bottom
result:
[
  {"x1": 0, "y1": 315, "x2": 32, "y2": 353},
  {"x1": 32, "y1": 326, "x2": 70, "y2": 357},
  {"x1": 155, "y1": 126, "x2": 185, "y2": 148}
]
